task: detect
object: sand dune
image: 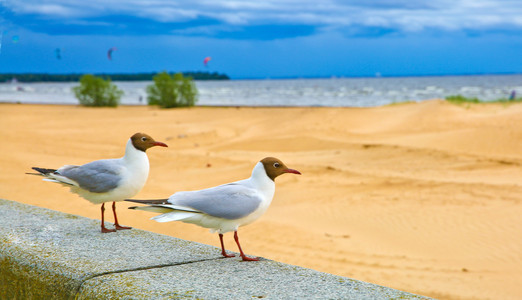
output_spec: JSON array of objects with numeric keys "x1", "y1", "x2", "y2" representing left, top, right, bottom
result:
[{"x1": 1, "y1": 101, "x2": 521, "y2": 299}]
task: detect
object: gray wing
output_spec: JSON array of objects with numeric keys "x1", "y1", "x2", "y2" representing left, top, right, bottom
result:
[
  {"x1": 169, "y1": 183, "x2": 262, "y2": 220},
  {"x1": 59, "y1": 159, "x2": 123, "y2": 193}
]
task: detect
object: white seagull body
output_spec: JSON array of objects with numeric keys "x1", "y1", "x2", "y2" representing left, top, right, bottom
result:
[
  {"x1": 127, "y1": 157, "x2": 301, "y2": 261},
  {"x1": 29, "y1": 133, "x2": 168, "y2": 232}
]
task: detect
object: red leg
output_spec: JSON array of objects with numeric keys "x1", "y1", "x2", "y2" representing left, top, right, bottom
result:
[
  {"x1": 234, "y1": 231, "x2": 259, "y2": 261},
  {"x1": 219, "y1": 233, "x2": 235, "y2": 258},
  {"x1": 112, "y1": 202, "x2": 132, "y2": 230},
  {"x1": 101, "y1": 203, "x2": 116, "y2": 233}
]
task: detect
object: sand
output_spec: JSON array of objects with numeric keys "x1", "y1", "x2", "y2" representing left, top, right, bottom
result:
[{"x1": 1, "y1": 101, "x2": 521, "y2": 299}]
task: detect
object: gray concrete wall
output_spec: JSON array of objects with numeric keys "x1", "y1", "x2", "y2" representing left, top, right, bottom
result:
[{"x1": 0, "y1": 199, "x2": 431, "y2": 299}]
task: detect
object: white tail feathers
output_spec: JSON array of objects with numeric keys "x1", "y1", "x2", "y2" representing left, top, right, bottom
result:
[
  {"x1": 43, "y1": 178, "x2": 61, "y2": 183},
  {"x1": 132, "y1": 206, "x2": 174, "y2": 214},
  {"x1": 45, "y1": 174, "x2": 79, "y2": 187},
  {"x1": 151, "y1": 211, "x2": 198, "y2": 222},
  {"x1": 131, "y1": 204, "x2": 201, "y2": 223}
]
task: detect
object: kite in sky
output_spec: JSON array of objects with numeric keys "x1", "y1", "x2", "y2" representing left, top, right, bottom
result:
[
  {"x1": 203, "y1": 56, "x2": 211, "y2": 67},
  {"x1": 107, "y1": 47, "x2": 117, "y2": 60},
  {"x1": 55, "y1": 48, "x2": 62, "y2": 60}
]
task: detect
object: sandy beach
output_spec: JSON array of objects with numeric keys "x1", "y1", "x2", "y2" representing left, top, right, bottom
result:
[{"x1": 1, "y1": 101, "x2": 521, "y2": 299}]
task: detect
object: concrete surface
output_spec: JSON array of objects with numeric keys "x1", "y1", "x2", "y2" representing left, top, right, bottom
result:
[{"x1": 0, "y1": 199, "x2": 431, "y2": 299}]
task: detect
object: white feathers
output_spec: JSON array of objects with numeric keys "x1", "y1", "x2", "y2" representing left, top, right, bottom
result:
[
  {"x1": 132, "y1": 206, "x2": 175, "y2": 214},
  {"x1": 44, "y1": 173, "x2": 79, "y2": 187},
  {"x1": 151, "y1": 211, "x2": 199, "y2": 223},
  {"x1": 132, "y1": 204, "x2": 203, "y2": 222},
  {"x1": 42, "y1": 178, "x2": 62, "y2": 183}
]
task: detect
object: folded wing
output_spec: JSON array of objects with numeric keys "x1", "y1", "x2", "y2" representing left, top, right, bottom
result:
[
  {"x1": 168, "y1": 183, "x2": 263, "y2": 220},
  {"x1": 58, "y1": 160, "x2": 123, "y2": 193}
]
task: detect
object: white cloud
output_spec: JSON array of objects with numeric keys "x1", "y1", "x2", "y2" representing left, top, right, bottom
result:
[{"x1": 2, "y1": 0, "x2": 522, "y2": 33}]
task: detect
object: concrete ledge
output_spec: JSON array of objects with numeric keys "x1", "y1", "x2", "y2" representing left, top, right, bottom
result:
[{"x1": 0, "y1": 199, "x2": 430, "y2": 299}]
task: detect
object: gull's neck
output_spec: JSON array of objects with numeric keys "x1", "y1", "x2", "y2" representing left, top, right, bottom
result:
[
  {"x1": 123, "y1": 138, "x2": 149, "y2": 166},
  {"x1": 248, "y1": 162, "x2": 275, "y2": 197}
]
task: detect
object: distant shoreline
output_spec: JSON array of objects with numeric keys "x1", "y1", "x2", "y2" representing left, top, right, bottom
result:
[
  {"x1": 1, "y1": 72, "x2": 521, "y2": 83},
  {"x1": 0, "y1": 71, "x2": 230, "y2": 83}
]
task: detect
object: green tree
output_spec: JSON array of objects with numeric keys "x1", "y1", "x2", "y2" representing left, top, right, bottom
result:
[
  {"x1": 146, "y1": 72, "x2": 198, "y2": 108},
  {"x1": 72, "y1": 74, "x2": 123, "y2": 107}
]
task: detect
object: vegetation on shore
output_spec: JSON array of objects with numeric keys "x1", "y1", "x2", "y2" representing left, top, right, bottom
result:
[
  {"x1": 0, "y1": 71, "x2": 229, "y2": 83},
  {"x1": 446, "y1": 94, "x2": 521, "y2": 104},
  {"x1": 73, "y1": 72, "x2": 198, "y2": 108},
  {"x1": 72, "y1": 75, "x2": 123, "y2": 107},
  {"x1": 146, "y1": 72, "x2": 198, "y2": 108}
]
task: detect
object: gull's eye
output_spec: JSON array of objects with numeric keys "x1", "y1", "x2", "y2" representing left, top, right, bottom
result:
[
  {"x1": 273, "y1": 162, "x2": 280, "y2": 168},
  {"x1": 141, "y1": 137, "x2": 147, "y2": 142}
]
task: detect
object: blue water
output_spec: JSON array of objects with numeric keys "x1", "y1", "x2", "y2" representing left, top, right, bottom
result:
[{"x1": 0, "y1": 74, "x2": 520, "y2": 107}]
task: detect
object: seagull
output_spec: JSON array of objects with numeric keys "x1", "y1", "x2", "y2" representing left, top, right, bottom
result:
[
  {"x1": 28, "y1": 133, "x2": 168, "y2": 233},
  {"x1": 126, "y1": 157, "x2": 301, "y2": 261}
]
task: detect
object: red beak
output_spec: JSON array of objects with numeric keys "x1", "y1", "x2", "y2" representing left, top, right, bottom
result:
[
  {"x1": 153, "y1": 141, "x2": 168, "y2": 147},
  {"x1": 284, "y1": 168, "x2": 301, "y2": 175}
]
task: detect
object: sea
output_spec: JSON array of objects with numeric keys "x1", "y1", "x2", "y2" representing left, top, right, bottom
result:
[{"x1": 0, "y1": 74, "x2": 520, "y2": 107}]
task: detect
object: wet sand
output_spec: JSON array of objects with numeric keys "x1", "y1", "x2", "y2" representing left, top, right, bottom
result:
[{"x1": 1, "y1": 101, "x2": 521, "y2": 299}]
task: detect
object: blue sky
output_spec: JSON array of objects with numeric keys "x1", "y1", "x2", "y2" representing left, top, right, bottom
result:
[{"x1": 0, "y1": 0, "x2": 521, "y2": 79}]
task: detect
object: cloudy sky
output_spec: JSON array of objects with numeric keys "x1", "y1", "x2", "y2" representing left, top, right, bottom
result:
[{"x1": 1, "y1": 0, "x2": 521, "y2": 79}]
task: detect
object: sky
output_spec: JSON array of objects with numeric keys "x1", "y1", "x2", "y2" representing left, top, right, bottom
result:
[{"x1": 0, "y1": 0, "x2": 521, "y2": 79}]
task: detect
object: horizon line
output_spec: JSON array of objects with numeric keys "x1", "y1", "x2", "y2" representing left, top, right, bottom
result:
[{"x1": 0, "y1": 71, "x2": 521, "y2": 81}]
